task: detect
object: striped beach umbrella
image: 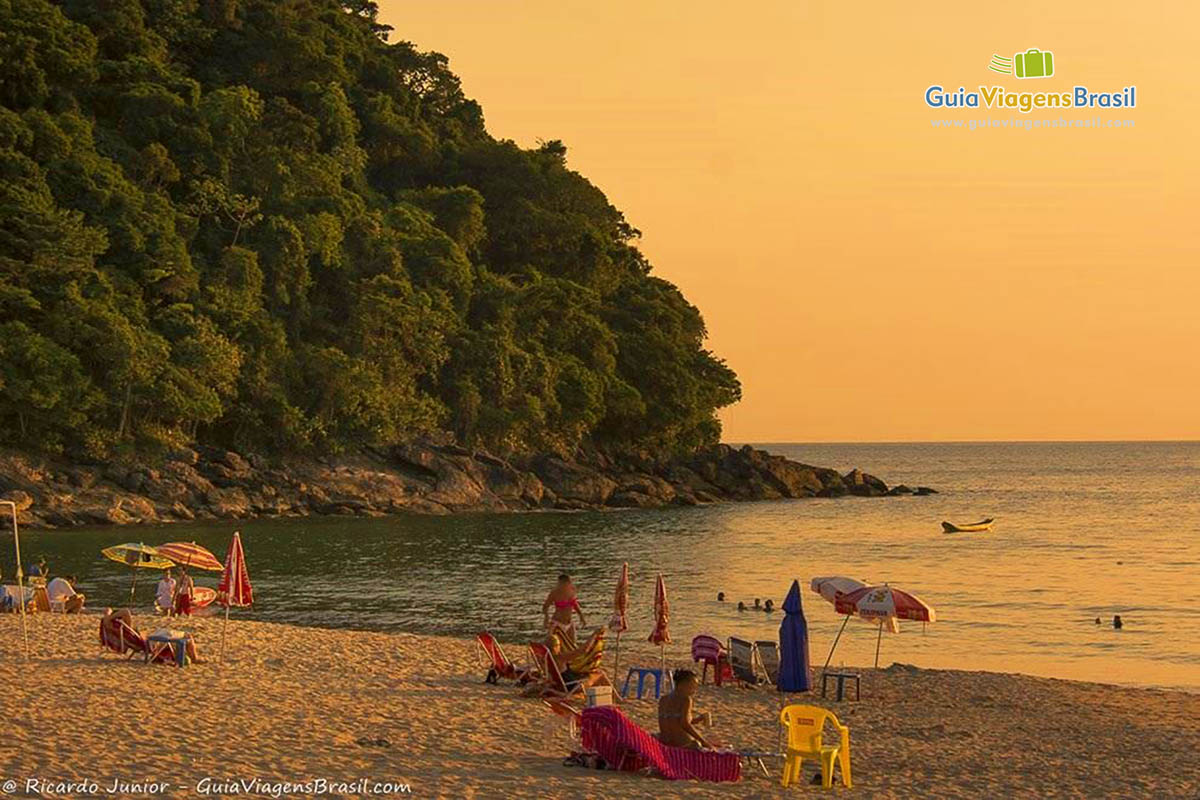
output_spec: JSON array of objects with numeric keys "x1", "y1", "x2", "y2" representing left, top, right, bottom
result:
[
  {"x1": 649, "y1": 573, "x2": 670, "y2": 645},
  {"x1": 835, "y1": 584, "x2": 936, "y2": 668},
  {"x1": 648, "y1": 573, "x2": 670, "y2": 689},
  {"x1": 155, "y1": 541, "x2": 224, "y2": 572},
  {"x1": 102, "y1": 542, "x2": 174, "y2": 600},
  {"x1": 217, "y1": 531, "x2": 253, "y2": 661},
  {"x1": 610, "y1": 563, "x2": 629, "y2": 680}
]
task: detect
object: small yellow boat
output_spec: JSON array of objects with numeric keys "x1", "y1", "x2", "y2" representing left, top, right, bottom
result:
[{"x1": 942, "y1": 518, "x2": 994, "y2": 533}]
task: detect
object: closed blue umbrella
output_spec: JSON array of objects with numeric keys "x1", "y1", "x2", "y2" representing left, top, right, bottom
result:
[{"x1": 777, "y1": 579, "x2": 812, "y2": 692}]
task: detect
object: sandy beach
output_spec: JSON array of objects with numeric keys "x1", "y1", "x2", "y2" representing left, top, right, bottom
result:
[{"x1": 1, "y1": 615, "x2": 1197, "y2": 799}]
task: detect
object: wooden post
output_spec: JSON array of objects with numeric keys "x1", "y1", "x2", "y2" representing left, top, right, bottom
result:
[{"x1": 3, "y1": 501, "x2": 29, "y2": 660}]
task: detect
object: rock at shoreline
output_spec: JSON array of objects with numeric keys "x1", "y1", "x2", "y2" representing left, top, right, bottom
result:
[{"x1": 0, "y1": 442, "x2": 927, "y2": 529}]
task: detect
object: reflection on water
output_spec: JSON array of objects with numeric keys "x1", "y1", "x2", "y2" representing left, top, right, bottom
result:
[{"x1": 5, "y1": 442, "x2": 1198, "y2": 690}]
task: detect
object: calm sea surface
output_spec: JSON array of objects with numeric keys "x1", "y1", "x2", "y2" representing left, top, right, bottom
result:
[{"x1": 6, "y1": 442, "x2": 1198, "y2": 690}]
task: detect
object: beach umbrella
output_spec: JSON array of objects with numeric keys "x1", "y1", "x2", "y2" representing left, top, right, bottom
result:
[
  {"x1": 2, "y1": 500, "x2": 29, "y2": 660},
  {"x1": 810, "y1": 575, "x2": 898, "y2": 677},
  {"x1": 610, "y1": 562, "x2": 629, "y2": 679},
  {"x1": 648, "y1": 573, "x2": 670, "y2": 686},
  {"x1": 810, "y1": 576, "x2": 866, "y2": 605},
  {"x1": 777, "y1": 580, "x2": 812, "y2": 693},
  {"x1": 155, "y1": 541, "x2": 224, "y2": 571},
  {"x1": 217, "y1": 531, "x2": 253, "y2": 662},
  {"x1": 835, "y1": 584, "x2": 936, "y2": 668},
  {"x1": 101, "y1": 542, "x2": 174, "y2": 601},
  {"x1": 776, "y1": 579, "x2": 812, "y2": 755}
]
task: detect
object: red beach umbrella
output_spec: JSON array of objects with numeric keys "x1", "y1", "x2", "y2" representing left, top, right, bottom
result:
[
  {"x1": 834, "y1": 584, "x2": 936, "y2": 668},
  {"x1": 649, "y1": 573, "x2": 670, "y2": 687},
  {"x1": 217, "y1": 531, "x2": 253, "y2": 661},
  {"x1": 156, "y1": 541, "x2": 223, "y2": 572},
  {"x1": 611, "y1": 563, "x2": 630, "y2": 679},
  {"x1": 649, "y1": 573, "x2": 670, "y2": 645}
]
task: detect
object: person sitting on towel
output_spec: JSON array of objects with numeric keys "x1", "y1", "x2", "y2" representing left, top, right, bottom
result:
[
  {"x1": 657, "y1": 669, "x2": 713, "y2": 749},
  {"x1": 47, "y1": 575, "x2": 85, "y2": 613}
]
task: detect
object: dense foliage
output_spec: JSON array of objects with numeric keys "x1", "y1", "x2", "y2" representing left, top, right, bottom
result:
[{"x1": 0, "y1": 0, "x2": 739, "y2": 459}]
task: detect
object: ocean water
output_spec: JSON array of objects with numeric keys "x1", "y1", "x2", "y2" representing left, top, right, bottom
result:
[{"x1": 6, "y1": 442, "x2": 1198, "y2": 690}]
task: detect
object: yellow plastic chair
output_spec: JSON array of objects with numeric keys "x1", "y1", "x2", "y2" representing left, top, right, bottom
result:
[{"x1": 779, "y1": 704, "x2": 852, "y2": 789}]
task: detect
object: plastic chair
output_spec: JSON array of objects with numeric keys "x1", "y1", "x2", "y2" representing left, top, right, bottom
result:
[
  {"x1": 779, "y1": 704, "x2": 852, "y2": 789},
  {"x1": 691, "y1": 634, "x2": 731, "y2": 685}
]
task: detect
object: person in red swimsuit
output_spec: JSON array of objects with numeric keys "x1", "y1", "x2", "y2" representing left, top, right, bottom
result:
[{"x1": 543, "y1": 573, "x2": 587, "y2": 645}]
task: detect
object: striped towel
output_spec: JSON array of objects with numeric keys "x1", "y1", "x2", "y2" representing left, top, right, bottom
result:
[{"x1": 580, "y1": 706, "x2": 741, "y2": 783}]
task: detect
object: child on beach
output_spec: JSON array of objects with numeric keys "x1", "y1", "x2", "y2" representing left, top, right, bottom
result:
[{"x1": 657, "y1": 669, "x2": 713, "y2": 749}]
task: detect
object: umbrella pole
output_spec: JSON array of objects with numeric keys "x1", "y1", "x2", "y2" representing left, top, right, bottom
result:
[
  {"x1": 820, "y1": 615, "x2": 852, "y2": 681},
  {"x1": 660, "y1": 643, "x2": 666, "y2": 691},
  {"x1": 874, "y1": 620, "x2": 883, "y2": 669},
  {"x1": 220, "y1": 600, "x2": 231, "y2": 662},
  {"x1": 613, "y1": 632, "x2": 621, "y2": 691},
  {"x1": 6, "y1": 501, "x2": 29, "y2": 660}
]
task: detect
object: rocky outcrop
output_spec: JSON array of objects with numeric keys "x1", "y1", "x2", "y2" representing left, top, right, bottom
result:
[{"x1": 0, "y1": 442, "x2": 930, "y2": 529}]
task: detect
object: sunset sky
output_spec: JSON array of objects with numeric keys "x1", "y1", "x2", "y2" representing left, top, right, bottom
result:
[{"x1": 382, "y1": 1, "x2": 1198, "y2": 442}]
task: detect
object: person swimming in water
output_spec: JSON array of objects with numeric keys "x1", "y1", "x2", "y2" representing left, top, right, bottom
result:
[
  {"x1": 717, "y1": 592, "x2": 725, "y2": 602},
  {"x1": 764, "y1": 599, "x2": 774, "y2": 613},
  {"x1": 753, "y1": 598, "x2": 761, "y2": 610},
  {"x1": 1113, "y1": 615, "x2": 1123, "y2": 629},
  {"x1": 543, "y1": 573, "x2": 587, "y2": 645},
  {"x1": 737, "y1": 601, "x2": 746, "y2": 612}
]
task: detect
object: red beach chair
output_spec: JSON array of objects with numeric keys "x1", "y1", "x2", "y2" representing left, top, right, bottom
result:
[
  {"x1": 476, "y1": 631, "x2": 535, "y2": 684},
  {"x1": 99, "y1": 617, "x2": 174, "y2": 664},
  {"x1": 691, "y1": 634, "x2": 732, "y2": 686},
  {"x1": 579, "y1": 706, "x2": 741, "y2": 782}
]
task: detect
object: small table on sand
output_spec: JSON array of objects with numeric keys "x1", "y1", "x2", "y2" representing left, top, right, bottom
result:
[
  {"x1": 821, "y1": 671, "x2": 861, "y2": 701},
  {"x1": 147, "y1": 630, "x2": 189, "y2": 667}
]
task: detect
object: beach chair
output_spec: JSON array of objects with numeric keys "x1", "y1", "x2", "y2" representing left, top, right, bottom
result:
[
  {"x1": 691, "y1": 635, "x2": 731, "y2": 686},
  {"x1": 99, "y1": 618, "x2": 175, "y2": 664},
  {"x1": 756, "y1": 640, "x2": 780, "y2": 684},
  {"x1": 728, "y1": 637, "x2": 761, "y2": 685},
  {"x1": 779, "y1": 704, "x2": 852, "y2": 789},
  {"x1": 529, "y1": 641, "x2": 585, "y2": 699},
  {"x1": 579, "y1": 706, "x2": 741, "y2": 782},
  {"x1": 33, "y1": 585, "x2": 65, "y2": 613},
  {"x1": 565, "y1": 628, "x2": 607, "y2": 676},
  {"x1": 476, "y1": 631, "x2": 535, "y2": 684}
]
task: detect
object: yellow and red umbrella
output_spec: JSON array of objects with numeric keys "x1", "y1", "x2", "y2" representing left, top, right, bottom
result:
[
  {"x1": 155, "y1": 541, "x2": 223, "y2": 572},
  {"x1": 101, "y1": 542, "x2": 174, "y2": 600}
]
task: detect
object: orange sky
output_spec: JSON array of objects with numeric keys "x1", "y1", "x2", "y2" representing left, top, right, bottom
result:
[{"x1": 381, "y1": 1, "x2": 1199, "y2": 442}]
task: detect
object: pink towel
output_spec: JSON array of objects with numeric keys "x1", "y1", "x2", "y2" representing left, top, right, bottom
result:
[{"x1": 580, "y1": 706, "x2": 741, "y2": 783}]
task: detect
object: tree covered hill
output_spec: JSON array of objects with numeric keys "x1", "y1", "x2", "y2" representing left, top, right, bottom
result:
[{"x1": 0, "y1": 0, "x2": 740, "y2": 462}]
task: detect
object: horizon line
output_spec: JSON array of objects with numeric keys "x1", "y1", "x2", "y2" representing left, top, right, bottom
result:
[{"x1": 726, "y1": 438, "x2": 1200, "y2": 446}]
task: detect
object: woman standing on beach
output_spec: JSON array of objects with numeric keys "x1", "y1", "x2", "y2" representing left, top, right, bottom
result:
[{"x1": 543, "y1": 573, "x2": 587, "y2": 646}]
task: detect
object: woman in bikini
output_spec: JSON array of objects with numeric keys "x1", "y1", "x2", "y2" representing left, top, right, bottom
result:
[
  {"x1": 542, "y1": 573, "x2": 587, "y2": 645},
  {"x1": 657, "y1": 669, "x2": 713, "y2": 749}
]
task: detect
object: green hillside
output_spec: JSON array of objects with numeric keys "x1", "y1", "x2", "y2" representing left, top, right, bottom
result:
[{"x1": 0, "y1": 0, "x2": 739, "y2": 460}]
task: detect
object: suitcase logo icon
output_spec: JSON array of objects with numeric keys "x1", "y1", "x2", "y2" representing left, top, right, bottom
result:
[{"x1": 988, "y1": 49, "x2": 1055, "y2": 79}]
